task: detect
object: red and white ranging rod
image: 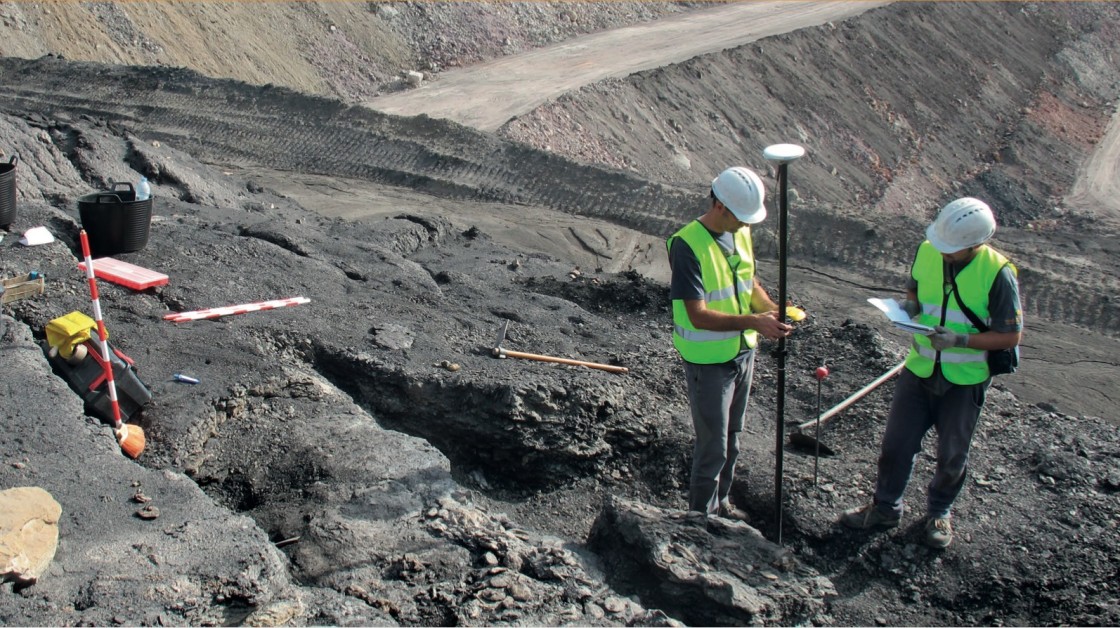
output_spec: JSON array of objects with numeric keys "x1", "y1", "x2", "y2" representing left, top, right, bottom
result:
[{"x1": 164, "y1": 296, "x2": 310, "y2": 323}]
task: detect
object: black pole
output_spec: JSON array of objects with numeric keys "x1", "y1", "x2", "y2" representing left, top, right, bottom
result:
[
  {"x1": 764, "y1": 142, "x2": 804, "y2": 545},
  {"x1": 815, "y1": 375, "x2": 822, "y2": 486},
  {"x1": 774, "y1": 161, "x2": 789, "y2": 545}
]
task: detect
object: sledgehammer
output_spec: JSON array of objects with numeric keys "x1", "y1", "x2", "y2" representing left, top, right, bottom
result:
[{"x1": 492, "y1": 320, "x2": 629, "y2": 374}]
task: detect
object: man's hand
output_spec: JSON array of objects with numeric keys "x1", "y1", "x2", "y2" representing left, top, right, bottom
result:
[
  {"x1": 930, "y1": 326, "x2": 969, "y2": 351},
  {"x1": 900, "y1": 299, "x2": 921, "y2": 320},
  {"x1": 750, "y1": 311, "x2": 793, "y2": 340}
]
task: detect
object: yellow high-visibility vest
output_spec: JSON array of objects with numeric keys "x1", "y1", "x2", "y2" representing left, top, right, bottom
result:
[
  {"x1": 667, "y1": 221, "x2": 757, "y2": 364},
  {"x1": 906, "y1": 241, "x2": 1012, "y2": 384}
]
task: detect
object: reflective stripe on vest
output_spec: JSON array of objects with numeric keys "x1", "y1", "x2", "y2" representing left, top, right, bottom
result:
[
  {"x1": 917, "y1": 303, "x2": 981, "y2": 328},
  {"x1": 667, "y1": 221, "x2": 757, "y2": 364},
  {"x1": 905, "y1": 242, "x2": 1009, "y2": 384},
  {"x1": 911, "y1": 342, "x2": 985, "y2": 364}
]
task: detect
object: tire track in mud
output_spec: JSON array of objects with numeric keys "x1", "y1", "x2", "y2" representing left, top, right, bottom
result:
[
  {"x1": 0, "y1": 57, "x2": 694, "y2": 238},
  {"x1": 2, "y1": 56, "x2": 1118, "y2": 335}
]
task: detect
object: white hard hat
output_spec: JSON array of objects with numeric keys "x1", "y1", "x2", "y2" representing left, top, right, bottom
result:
[
  {"x1": 711, "y1": 167, "x2": 766, "y2": 224},
  {"x1": 925, "y1": 197, "x2": 997, "y2": 254}
]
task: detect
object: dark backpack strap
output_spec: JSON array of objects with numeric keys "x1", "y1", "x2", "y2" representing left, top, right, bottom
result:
[{"x1": 948, "y1": 272, "x2": 989, "y2": 333}]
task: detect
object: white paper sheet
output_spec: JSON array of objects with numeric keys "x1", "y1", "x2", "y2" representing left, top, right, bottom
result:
[
  {"x1": 19, "y1": 226, "x2": 55, "y2": 246},
  {"x1": 867, "y1": 297, "x2": 935, "y2": 335}
]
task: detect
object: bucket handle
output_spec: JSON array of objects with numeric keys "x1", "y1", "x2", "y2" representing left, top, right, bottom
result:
[
  {"x1": 110, "y1": 181, "x2": 136, "y2": 194},
  {"x1": 6, "y1": 155, "x2": 16, "y2": 166},
  {"x1": 92, "y1": 193, "x2": 125, "y2": 204}
]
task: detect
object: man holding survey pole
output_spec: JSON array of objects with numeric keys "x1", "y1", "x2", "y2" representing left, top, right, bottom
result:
[
  {"x1": 841, "y1": 197, "x2": 1022, "y2": 549},
  {"x1": 667, "y1": 166, "x2": 791, "y2": 521}
]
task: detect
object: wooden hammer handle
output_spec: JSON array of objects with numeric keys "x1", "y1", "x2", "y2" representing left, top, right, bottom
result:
[{"x1": 499, "y1": 348, "x2": 629, "y2": 374}]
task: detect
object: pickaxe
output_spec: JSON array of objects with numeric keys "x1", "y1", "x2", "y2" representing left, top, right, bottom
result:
[
  {"x1": 491, "y1": 320, "x2": 629, "y2": 374},
  {"x1": 788, "y1": 360, "x2": 906, "y2": 455}
]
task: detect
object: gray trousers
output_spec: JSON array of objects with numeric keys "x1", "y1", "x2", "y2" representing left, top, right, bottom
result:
[
  {"x1": 684, "y1": 350, "x2": 755, "y2": 515},
  {"x1": 874, "y1": 367, "x2": 989, "y2": 519}
]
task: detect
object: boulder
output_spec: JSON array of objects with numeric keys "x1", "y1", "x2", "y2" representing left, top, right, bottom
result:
[
  {"x1": 0, "y1": 486, "x2": 62, "y2": 585},
  {"x1": 589, "y1": 497, "x2": 836, "y2": 626}
]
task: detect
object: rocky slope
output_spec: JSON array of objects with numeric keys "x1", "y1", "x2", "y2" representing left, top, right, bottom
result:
[
  {"x1": 1, "y1": 2, "x2": 1119, "y2": 627},
  {"x1": 3, "y1": 91, "x2": 1117, "y2": 624},
  {"x1": 499, "y1": 1, "x2": 1120, "y2": 418},
  {"x1": 0, "y1": 1, "x2": 693, "y2": 101}
]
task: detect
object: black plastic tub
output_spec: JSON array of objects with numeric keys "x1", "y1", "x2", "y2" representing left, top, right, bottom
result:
[
  {"x1": 0, "y1": 155, "x2": 17, "y2": 229},
  {"x1": 77, "y1": 182, "x2": 152, "y2": 255}
]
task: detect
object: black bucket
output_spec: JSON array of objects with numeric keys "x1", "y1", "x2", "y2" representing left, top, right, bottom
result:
[
  {"x1": 0, "y1": 155, "x2": 17, "y2": 229},
  {"x1": 77, "y1": 182, "x2": 153, "y2": 256}
]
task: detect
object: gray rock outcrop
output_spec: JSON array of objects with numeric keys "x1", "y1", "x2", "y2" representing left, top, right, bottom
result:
[
  {"x1": 590, "y1": 497, "x2": 837, "y2": 626},
  {"x1": 0, "y1": 316, "x2": 306, "y2": 625}
]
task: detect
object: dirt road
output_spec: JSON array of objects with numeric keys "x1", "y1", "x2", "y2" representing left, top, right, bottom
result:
[
  {"x1": 1067, "y1": 101, "x2": 1120, "y2": 224},
  {"x1": 367, "y1": 1, "x2": 891, "y2": 131}
]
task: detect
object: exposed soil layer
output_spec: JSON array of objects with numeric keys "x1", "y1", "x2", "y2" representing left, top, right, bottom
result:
[
  {"x1": 499, "y1": 1, "x2": 1120, "y2": 419},
  {"x1": 0, "y1": 1, "x2": 693, "y2": 102},
  {"x1": 0, "y1": 3, "x2": 1119, "y2": 627}
]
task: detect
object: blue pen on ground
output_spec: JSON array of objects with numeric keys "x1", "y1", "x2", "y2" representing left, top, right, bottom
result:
[{"x1": 173, "y1": 373, "x2": 200, "y2": 384}]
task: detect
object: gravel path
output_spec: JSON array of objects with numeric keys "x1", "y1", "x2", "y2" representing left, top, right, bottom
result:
[
  {"x1": 366, "y1": 1, "x2": 891, "y2": 131},
  {"x1": 1068, "y1": 100, "x2": 1120, "y2": 225}
]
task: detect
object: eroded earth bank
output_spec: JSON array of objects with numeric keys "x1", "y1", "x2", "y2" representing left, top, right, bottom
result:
[{"x1": 1, "y1": 2, "x2": 1119, "y2": 626}]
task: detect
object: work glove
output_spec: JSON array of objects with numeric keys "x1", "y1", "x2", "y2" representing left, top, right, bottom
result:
[
  {"x1": 900, "y1": 299, "x2": 921, "y2": 320},
  {"x1": 930, "y1": 326, "x2": 969, "y2": 351}
]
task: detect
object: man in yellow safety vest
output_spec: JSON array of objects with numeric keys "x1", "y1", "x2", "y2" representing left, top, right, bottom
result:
[
  {"x1": 667, "y1": 166, "x2": 792, "y2": 521},
  {"x1": 840, "y1": 197, "x2": 1023, "y2": 548}
]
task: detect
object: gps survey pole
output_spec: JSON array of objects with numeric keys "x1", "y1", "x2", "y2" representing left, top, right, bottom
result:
[{"x1": 763, "y1": 143, "x2": 805, "y2": 544}]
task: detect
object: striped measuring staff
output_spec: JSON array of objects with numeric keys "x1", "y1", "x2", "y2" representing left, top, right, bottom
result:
[
  {"x1": 164, "y1": 296, "x2": 310, "y2": 323},
  {"x1": 78, "y1": 229, "x2": 124, "y2": 430}
]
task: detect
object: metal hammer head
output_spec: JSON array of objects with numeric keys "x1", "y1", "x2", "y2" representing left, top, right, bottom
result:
[
  {"x1": 788, "y1": 431, "x2": 837, "y2": 457},
  {"x1": 492, "y1": 319, "x2": 509, "y2": 358}
]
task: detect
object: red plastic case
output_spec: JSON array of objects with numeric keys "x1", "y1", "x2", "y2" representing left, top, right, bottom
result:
[{"x1": 77, "y1": 258, "x2": 169, "y2": 290}]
